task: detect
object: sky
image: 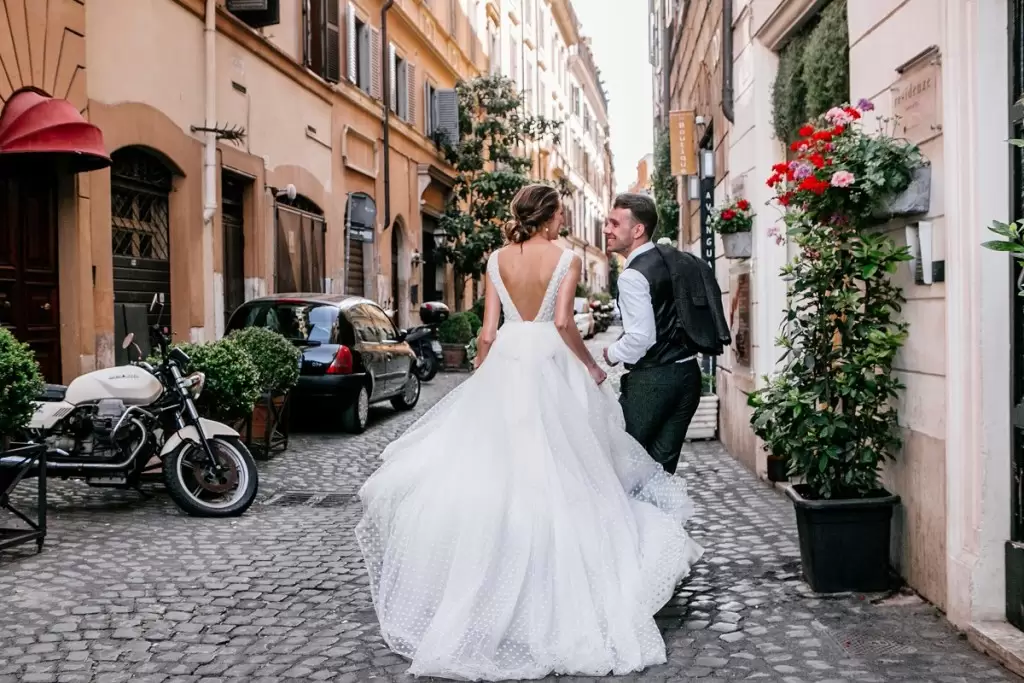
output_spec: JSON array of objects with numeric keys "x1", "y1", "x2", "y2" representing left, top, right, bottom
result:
[{"x1": 573, "y1": 0, "x2": 653, "y2": 193}]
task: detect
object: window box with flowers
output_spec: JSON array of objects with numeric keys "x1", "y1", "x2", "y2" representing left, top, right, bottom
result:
[
  {"x1": 749, "y1": 100, "x2": 924, "y2": 593},
  {"x1": 709, "y1": 199, "x2": 754, "y2": 259}
]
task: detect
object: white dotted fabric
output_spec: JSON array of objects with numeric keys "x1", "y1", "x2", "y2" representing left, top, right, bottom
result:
[{"x1": 355, "y1": 249, "x2": 704, "y2": 681}]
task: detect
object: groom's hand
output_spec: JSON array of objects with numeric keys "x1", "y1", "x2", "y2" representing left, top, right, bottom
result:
[{"x1": 602, "y1": 348, "x2": 617, "y2": 366}]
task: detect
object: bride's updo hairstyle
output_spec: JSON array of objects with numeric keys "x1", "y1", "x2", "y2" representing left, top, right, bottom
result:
[{"x1": 505, "y1": 184, "x2": 561, "y2": 244}]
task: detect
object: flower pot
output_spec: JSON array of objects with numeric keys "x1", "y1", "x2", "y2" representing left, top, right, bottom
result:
[
  {"x1": 786, "y1": 484, "x2": 900, "y2": 593},
  {"x1": 873, "y1": 163, "x2": 931, "y2": 220},
  {"x1": 685, "y1": 394, "x2": 718, "y2": 440},
  {"x1": 441, "y1": 343, "x2": 467, "y2": 370},
  {"x1": 722, "y1": 231, "x2": 752, "y2": 259},
  {"x1": 766, "y1": 454, "x2": 789, "y2": 483}
]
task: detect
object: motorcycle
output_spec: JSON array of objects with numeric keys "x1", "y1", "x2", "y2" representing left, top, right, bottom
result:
[
  {"x1": 11, "y1": 294, "x2": 259, "y2": 517},
  {"x1": 404, "y1": 302, "x2": 449, "y2": 382}
]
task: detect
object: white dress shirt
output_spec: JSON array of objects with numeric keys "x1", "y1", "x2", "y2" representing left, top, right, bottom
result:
[{"x1": 607, "y1": 242, "x2": 658, "y2": 366}]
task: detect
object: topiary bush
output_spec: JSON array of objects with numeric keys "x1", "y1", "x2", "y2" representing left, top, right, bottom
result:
[
  {"x1": 153, "y1": 339, "x2": 261, "y2": 423},
  {"x1": 227, "y1": 327, "x2": 301, "y2": 393},
  {"x1": 464, "y1": 311, "x2": 483, "y2": 336},
  {"x1": 0, "y1": 328, "x2": 43, "y2": 441},
  {"x1": 438, "y1": 312, "x2": 474, "y2": 345}
]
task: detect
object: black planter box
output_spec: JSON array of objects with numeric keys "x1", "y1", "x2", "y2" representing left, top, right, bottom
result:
[
  {"x1": 1008, "y1": 540, "x2": 1024, "y2": 630},
  {"x1": 786, "y1": 484, "x2": 900, "y2": 593},
  {"x1": 766, "y1": 456, "x2": 789, "y2": 483}
]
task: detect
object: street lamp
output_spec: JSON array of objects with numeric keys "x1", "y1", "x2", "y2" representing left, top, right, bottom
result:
[
  {"x1": 700, "y1": 148, "x2": 715, "y2": 180},
  {"x1": 687, "y1": 175, "x2": 700, "y2": 201}
]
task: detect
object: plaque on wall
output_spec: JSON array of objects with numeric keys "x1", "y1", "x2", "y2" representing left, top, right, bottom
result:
[
  {"x1": 730, "y1": 271, "x2": 751, "y2": 367},
  {"x1": 892, "y1": 47, "x2": 942, "y2": 145}
]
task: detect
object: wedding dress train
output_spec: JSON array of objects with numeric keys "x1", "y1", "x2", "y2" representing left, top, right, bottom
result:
[{"x1": 356, "y1": 249, "x2": 703, "y2": 681}]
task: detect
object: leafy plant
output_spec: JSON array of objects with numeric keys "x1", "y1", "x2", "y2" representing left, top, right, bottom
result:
[
  {"x1": 227, "y1": 327, "x2": 301, "y2": 393},
  {"x1": 708, "y1": 198, "x2": 754, "y2": 234},
  {"x1": 749, "y1": 98, "x2": 918, "y2": 500},
  {"x1": 153, "y1": 339, "x2": 261, "y2": 423},
  {"x1": 0, "y1": 329, "x2": 43, "y2": 440},
  {"x1": 609, "y1": 256, "x2": 621, "y2": 299},
  {"x1": 771, "y1": 0, "x2": 849, "y2": 143},
  {"x1": 436, "y1": 75, "x2": 561, "y2": 306},
  {"x1": 651, "y1": 126, "x2": 680, "y2": 242},
  {"x1": 438, "y1": 312, "x2": 475, "y2": 345},
  {"x1": 982, "y1": 122, "x2": 1024, "y2": 275},
  {"x1": 464, "y1": 311, "x2": 483, "y2": 336}
]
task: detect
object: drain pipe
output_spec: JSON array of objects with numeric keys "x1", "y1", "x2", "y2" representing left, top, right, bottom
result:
[
  {"x1": 381, "y1": 0, "x2": 395, "y2": 233},
  {"x1": 203, "y1": 0, "x2": 217, "y2": 225},
  {"x1": 722, "y1": 0, "x2": 735, "y2": 123}
]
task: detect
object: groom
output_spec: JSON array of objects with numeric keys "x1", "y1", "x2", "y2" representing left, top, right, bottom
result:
[{"x1": 602, "y1": 193, "x2": 703, "y2": 475}]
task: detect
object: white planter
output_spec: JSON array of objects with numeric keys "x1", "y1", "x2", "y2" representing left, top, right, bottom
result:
[
  {"x1": 722, "y1": 232, "x2": 752, "y2": 259},
  {"x1": 686, "y1": 394, "x2": 718, "y2": 441}
]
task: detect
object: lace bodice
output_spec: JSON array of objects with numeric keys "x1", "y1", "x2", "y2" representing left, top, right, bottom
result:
[{"x1": 487, "y1": 249, "x2": 575, "y2": 323}]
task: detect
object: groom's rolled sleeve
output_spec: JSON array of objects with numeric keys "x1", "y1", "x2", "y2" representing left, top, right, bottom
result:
[{"x1": 607, "y1": 269, "x2": 656, "y2": 366}]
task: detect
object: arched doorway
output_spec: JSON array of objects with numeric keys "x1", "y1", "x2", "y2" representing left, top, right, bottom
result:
[
  {"x1": 111, "y1": 146, "x2": 174, "y2": 362},
  {"x1": 275, "y1": 194, "x2": 326, "y2": 293}
]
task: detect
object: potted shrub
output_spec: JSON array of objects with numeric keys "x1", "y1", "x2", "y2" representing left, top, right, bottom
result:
[
  {"x1": 227, "y1": 327, "x2": 301, "y2": 459},
  {"x1": 0, "y1": 328, "x2": 43, "y2": 450},
  {"x1": 685, "y1": 371, "x2": 718, "y2": 441},
  {"x1": 709, "y1": 198, "x2": 754, "y2": 259},
  {"x1": 438, "y1": 312, "x2": 474, "y2": 369},
  {"x1": 749, "y1": 100, "x2": 923, "y2": 593},
  {"x1": 157, "y1": 338, "x2": 262, "y2": 424}
]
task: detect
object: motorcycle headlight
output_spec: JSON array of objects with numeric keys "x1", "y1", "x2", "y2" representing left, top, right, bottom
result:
[{"x1": 184, "y1": 371, "x2": 205, "y2": 399}]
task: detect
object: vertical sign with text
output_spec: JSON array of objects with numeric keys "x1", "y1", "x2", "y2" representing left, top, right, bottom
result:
[
  {"x1": 698, "y1": 174, "x2": 716, "y2": 383},
  {"x1": 669, "y1": 110, "x2": 698, "y2": 177}
]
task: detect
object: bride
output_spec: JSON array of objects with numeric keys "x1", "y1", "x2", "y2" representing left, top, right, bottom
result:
[{"x1": 356, "y1": 183, "x2": 703, "y2": 681}]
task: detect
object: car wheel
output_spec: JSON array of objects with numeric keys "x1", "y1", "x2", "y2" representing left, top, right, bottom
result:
[
  {"x1": 342, "y1": 385, "x2": 371, "y2": 433},
  {"x1": 391, "y1": 374, "x2": 421, "y2": 411}
]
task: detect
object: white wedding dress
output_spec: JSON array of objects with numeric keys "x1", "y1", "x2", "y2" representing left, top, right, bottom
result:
[{"x1": 356, "y1": 249, "x2": 703, "y2": 681}]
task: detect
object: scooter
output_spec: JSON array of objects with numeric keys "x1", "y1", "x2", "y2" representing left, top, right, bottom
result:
[
  {"x1": 12, "y1": 294, "x2": 259, "y2": 517},
  {"x1": 403, "y1": 302, "x2": 449, "y2": 382}
]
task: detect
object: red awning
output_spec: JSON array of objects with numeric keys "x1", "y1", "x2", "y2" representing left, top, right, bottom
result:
[{"x1": 0, "y1": 88, "x2": 110, "y2": 173}]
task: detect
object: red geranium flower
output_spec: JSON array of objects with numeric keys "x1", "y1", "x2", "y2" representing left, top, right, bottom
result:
[
  {"x1": 832, "y1": 125, "x2": 845, "y2": 136},
  {"x1": 789, "y1": 140, "x2": 807, "y2": 152},
  {"x1": 798, "y1": 125, "x2": 815, "y2": 137},
  {"x1": 721, "y1": 209, "x2": 737, "y2": 220},
  {"x1": 736, "y1": 199, "x2": 750, "y2": 210},
  {"x1": 812, "y1": 130, "x2": 833, "y2": 142},
  {"x1": 808, "y1": 153, "x2": 826, "y2": 169},
  {"x1": 767, "y1": 174, "x2": 781, "y2": 187},
  {"x1": 778, "y1": 193, "x2": 792, "y2": 206},
  {"x1": 772, "y1": 163, "x2": 789, "y2": 174}
]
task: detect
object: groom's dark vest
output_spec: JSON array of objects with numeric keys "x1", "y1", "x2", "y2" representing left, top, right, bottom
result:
[{"x1": 621, "y1": 248, "x2": 694, "y2": 371}]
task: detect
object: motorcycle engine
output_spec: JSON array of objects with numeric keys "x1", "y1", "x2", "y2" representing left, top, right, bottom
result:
[{"x1": 91, "y1": 399, "x2": 128, "y2": 450}]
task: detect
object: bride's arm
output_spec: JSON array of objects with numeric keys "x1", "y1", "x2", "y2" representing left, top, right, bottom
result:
[
  {"x1": 473, "y1": 271, "x2": 501, "y2": 369},
  {"x1": 554, "y1": 258, "x2": 606, "y2": 384}
]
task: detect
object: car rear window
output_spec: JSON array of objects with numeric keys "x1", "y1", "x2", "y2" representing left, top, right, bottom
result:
[{"x1": 229, "y1": 302, "x2": 339, "y2": 343}]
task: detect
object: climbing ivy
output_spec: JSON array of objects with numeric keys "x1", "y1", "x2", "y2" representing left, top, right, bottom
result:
[
  {"x1": 651, "y1": 127, "x2": 680, "y2": 243},
  {"x1": 771, "y1": 0, "x2": 849, "y2": 143}
]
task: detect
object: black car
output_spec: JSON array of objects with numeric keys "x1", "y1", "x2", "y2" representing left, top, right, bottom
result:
[{"x1": 226, "y1": 294, "x2": 421, "y2": 433}]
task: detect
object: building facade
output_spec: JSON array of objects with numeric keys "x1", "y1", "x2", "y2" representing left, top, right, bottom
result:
[
  {"x1": 629, "y1": 153, "x2": 654, "y2": 195},
  {"x1": 659, "y1": 0, "x2": 1023, "y2": 670},
  {"x1": 0, "y1": 0, "x2": 484, "y2": 385},
  {"x1": 487, "y1": 0, "x2": 613, "y2": 294}
]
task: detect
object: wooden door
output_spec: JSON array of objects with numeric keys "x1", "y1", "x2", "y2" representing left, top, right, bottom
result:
[
  {"x1": 0, "y1": 176, "x2": 61, "y2": 383},
  {"x1": 222, "y1": 174, "x2": 246, "y2": 327}
]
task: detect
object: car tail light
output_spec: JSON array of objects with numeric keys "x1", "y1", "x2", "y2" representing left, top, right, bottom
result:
[{"x1": 326, "y1": 346, "x2": 354, "y2": 375}]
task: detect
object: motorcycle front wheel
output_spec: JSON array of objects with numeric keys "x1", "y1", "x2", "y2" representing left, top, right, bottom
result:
[
  {"x1": 164, "y1": 436, "x2": 259, "y2": 517},
  {"x1": 415, "y1": 354, "x2": 439, "y2": 382}
]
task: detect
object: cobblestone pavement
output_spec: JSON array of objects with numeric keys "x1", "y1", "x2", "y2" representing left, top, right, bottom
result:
[{"x1": 0, "y1": 330, "x2": 1021, "y2": 683}]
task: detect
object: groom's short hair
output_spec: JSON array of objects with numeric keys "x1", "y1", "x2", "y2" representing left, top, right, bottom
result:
[{"x1": 613, "y1": 193, "x2": 658, "y2": 240}]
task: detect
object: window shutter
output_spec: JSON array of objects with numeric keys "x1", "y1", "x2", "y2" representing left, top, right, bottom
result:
[
  {"x1": 435, "y1": 88, "x2": 460, "y2": 148},
  {"x1": 369, "y1": 26, "x2": 382, "y2": 100},
  {"x1": 346, "y1": 2, "x2": 357, "y2": 82},
  {"x1": 406, "y1": 63, "x2": 417, "y2": 125},
  {"x1": 389, "y1": 43, "x2": 397, "y2": 111},
  {"x1": 325, "y1": 0, "x2": 341, "y2": 82},
  {"x1": 302, "y1": 0, "x2": 312, "y2": 67}
]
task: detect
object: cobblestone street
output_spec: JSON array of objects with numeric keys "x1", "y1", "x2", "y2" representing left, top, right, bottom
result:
[{"x1": 0, "y1": 331, "x2": 1021, "y2": 682}]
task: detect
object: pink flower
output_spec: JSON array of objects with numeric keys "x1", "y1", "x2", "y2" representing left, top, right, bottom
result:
[
  {"x1": 767, "y1": 225, "x2": 786, "y2": 246},
  {"x1": 824, "y1": 107, "x2": 854, "y2": 127},
  {"x1": 830, "y1": 170, "x2": 855, "y2": 188}
]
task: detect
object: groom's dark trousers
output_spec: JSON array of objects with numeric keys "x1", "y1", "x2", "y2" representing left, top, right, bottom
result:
[{"x1": 619, "y1": 360, "x2": 703, "y2": 475}]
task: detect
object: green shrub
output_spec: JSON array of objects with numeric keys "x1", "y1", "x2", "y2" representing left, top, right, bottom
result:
[
  {"x1": 0, "y1": 329, "x2": 43, "y2": 439},
  {"x1": 464, "y1": 311, "x2": 483, "y2": 336},
  {"x1": 153, "y1": 339, "x2": 261, "y2": 422},
  {"x1": 438, "y1": 313, "x2": 474, "y2": 345},
  {"x1": 227, "y1": 327, "x2": 301, "y2": 393}
]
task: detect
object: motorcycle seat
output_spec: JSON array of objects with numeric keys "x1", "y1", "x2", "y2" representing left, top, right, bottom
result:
[{"x1": 39, "y1": 384, "x2": 67, "y2": 402}]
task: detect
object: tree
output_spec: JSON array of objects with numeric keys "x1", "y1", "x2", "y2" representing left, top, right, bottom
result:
[
  {"x1": 437, "y1": 75, "x2": 561, "y2": 307},
  {"x1": 651, "y1": 127, "x2": 680, "y2": 243},
  {"x1": 608, "y1": 255, "x2": 621, "y2": 299}
]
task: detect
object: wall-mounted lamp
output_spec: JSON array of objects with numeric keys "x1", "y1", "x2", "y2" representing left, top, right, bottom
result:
[
  {"x1": 275, "y1": 183, "x2": 297, "y2": 201},
  {"x1": 411, "y1": 250, "x2": 422, "y2": 267},
  {"x1": 700, "y1": 149, "x2": 715, "y2": 179},
  {"x1": 687, "y1": 175, "x2": 700, "y2": 201}
]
